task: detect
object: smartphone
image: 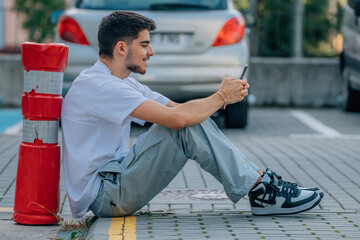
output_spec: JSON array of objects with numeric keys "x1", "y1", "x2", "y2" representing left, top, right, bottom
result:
[{"x1": 240, "y1": 65, "x2": 248, "y2": 79}]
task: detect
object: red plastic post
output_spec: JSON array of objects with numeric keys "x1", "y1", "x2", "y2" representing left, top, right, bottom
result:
[{"x1": 13, "y1": 42, "x2": 68, "y2": 225}]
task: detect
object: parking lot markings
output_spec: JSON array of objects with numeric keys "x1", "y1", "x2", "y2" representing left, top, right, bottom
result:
[{"x1": 290, "y1": 110, "x2": 342, "y2": 137}]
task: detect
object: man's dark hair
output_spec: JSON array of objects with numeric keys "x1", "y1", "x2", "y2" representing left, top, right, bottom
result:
[{"x1": 98, "y1": 11, "x2": 156, "y2": 58}]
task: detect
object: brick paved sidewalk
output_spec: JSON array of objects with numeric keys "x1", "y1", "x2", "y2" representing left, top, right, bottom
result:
[
  {"x1": 1, "y1": 108, "x2": 360, "y2": 239},
  {"x1": 88, "y1": 133, "x2": 360, "y2": 240}
]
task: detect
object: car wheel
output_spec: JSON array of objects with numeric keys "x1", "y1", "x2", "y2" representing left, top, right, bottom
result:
[
  {"x1": 342, "y1": 67, "x2": 360, "y2": 112},
  {"x1": 224, "y1": 101, "x2": 248, "y2": 128}
]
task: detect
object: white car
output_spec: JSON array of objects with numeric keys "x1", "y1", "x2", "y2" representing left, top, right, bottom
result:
[{"x1": 54, "y1": 0, "x2": 250, "y2": 127}]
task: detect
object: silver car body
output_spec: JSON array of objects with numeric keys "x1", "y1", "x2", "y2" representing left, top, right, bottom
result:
[{"x1": 55, "y1": 0, "x2": 249, "y2": 102}]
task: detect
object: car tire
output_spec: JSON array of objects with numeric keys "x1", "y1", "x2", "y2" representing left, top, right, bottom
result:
[
  {"x1": 342, "y1": 67, "x2": 360, "y2": 112},
  {"x1": 224, "y1": 101, "x2": 248, "y2": 128}
]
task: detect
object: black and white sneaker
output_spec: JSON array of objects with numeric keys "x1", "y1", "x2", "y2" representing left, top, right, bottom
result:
[
  {"x1": 264, "y1": 168, "x2": 324, "y2": 198},
  {"x1": 249, "y1": 170, "x2": 322, "y2": 216}
]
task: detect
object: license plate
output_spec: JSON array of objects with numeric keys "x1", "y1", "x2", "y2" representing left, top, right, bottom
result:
[
  {"x1": 151, "y1": 33, "x2": 181, "y2": 45},
  {"x1": 150, "y1": 33, "x2": 191, "y2": 51}
]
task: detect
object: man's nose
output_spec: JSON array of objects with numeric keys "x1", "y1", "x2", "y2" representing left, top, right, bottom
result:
[{"x1": 148, "y1": 45, "x2": 155, "y2": 57}]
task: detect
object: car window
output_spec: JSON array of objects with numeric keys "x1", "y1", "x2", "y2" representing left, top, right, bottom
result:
[{"x1": 76, "y1": 0, "x2": 227, "y2": 10}]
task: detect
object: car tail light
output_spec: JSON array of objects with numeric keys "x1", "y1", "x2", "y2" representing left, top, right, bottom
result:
[
  {"x1": 58, "y1": 16, "x2": 90, "y2": 45},
  {"x1": 212, "y1": 16, "x2": 245, "y2": 47}
]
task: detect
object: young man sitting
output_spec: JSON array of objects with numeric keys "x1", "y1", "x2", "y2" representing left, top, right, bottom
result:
[{"x1": 61, "y1": 11, "x2": 323, "y2": 219}]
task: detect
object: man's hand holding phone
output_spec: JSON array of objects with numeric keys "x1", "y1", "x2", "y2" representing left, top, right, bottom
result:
[{"x1": 218, "y1": 65, "x2": 249, "y2": 105}]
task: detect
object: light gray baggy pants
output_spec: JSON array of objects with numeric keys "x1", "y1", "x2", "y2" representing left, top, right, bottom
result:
[{"x1": 89, "y1": 118, "x2": 260, "y2": 217}]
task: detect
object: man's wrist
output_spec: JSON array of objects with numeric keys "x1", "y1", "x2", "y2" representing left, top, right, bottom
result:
[{"x1": 216, "y1": 90, "x2": 228, "y2": 109}]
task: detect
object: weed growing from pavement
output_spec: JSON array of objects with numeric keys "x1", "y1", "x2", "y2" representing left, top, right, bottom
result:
[
  {"x1": 29, "y1": 202, "x2": 61, "y2": 221},
  {"x1": 60, "y1": 217, "x2": 93, "y2": 232},
  {"x1": 30, "y1": 202, "x2": 95, "y2": 240},
  {"x1": 56, "y1": 217, "x2": 94, "y2": 240}
]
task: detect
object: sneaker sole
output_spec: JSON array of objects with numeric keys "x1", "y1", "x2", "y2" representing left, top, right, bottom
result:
[{"x1": 251, "y1": 193, "x2": 322, "y2": 216}]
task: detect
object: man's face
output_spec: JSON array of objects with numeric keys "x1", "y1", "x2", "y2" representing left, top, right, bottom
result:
[{"x1": 125, "y1": 29, "x2": 155, "y2": 75}]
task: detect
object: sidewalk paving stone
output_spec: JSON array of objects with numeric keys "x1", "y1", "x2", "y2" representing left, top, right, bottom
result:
[{"x1": 1, "y1": 108, "x2": 360, "y2": 239}]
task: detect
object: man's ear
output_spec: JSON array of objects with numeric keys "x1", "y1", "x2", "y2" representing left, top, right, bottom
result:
[{"x1": 114, "y1": 41, "x2": 127, "y2": 56}]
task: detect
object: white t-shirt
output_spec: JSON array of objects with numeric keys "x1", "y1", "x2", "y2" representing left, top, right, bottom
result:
[{"x1": 61, "y1": 60, "x2": 169, "y2": 218}]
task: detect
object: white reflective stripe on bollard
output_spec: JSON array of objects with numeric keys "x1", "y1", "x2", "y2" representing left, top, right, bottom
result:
[
  {"x1": 24, "y1": 70, "x2": 63, "y2": 95},
  {"x1": 22, "y1": 119, "x2": 59, "y2": 144}
]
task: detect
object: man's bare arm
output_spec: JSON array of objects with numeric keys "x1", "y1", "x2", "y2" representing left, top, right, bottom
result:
[
  {"x1": 167, "y1": 100, "x2": 179, "y2": 107},
  {"x1": 131, "y1": 78, "x2": 249, "y2": 130}
]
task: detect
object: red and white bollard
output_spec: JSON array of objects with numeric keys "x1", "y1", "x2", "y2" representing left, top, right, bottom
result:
[{"x1": 13, "y1": 42, "x2": 68, "y2": 225}]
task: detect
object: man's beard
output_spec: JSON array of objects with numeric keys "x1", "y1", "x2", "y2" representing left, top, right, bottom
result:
[
  {"x1": 125, "y1": 48, "x2": 147, "y2": 75},
  {"x1": 127, "y1": 64, "x2": 146, "y2": 75}
]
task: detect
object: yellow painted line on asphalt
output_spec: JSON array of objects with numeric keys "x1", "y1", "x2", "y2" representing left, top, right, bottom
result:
[
  {"x1": 109, "y1": 217, "x2": 125, "y2": 240},
  {"x1": 108, "y1": 216, "x2": 136, "y2": 240},
  {"x1": 0, "y1": 207, "x2": 13, "y2": 212},
  {"x1": 123, "y1": 216, "x2": 136, "y2": 239}
]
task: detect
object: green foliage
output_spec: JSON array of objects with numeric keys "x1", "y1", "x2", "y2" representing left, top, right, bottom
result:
[
  {"x1": 256, "y1": 0, "x2": 295, "y2": 57},
  {"x1": 14, "y1": 0, "x2": 66, "y2": 42},
  {"x1": 303, "y1": 0, "x2": 337, "y2": 57},
  {"x1": 233, "y1": 0, "x2": 249, "y2": 12},
  {"x1": 235, "y1": 0, "x2": 342, "y2": 57}
]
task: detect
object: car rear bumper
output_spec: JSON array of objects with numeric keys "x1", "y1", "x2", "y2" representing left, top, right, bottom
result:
[
  {"x1": 344, "y1": 50, "x2": 360, "y2": 91},
  {"x1": 133, "y1": 65, "x2": 246, "y2": 100},
  {"x1": 62, "y1": 41, "x2": 248, "y2": 100},
  {"x1": 64, "y1": 64, "x2": 246, "y2": 100}
]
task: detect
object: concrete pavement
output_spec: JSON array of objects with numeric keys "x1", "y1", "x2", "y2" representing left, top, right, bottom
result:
[{"x1": 0, "y1": 108, "x2": 360, "y2": 239}]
